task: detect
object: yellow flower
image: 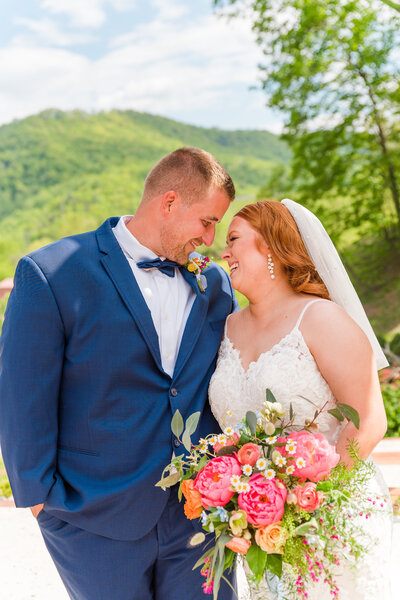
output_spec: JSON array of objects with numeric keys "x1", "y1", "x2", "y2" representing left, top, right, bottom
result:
[{"x1": 187, "y1": 262, "x2": 198, "y2": 272}]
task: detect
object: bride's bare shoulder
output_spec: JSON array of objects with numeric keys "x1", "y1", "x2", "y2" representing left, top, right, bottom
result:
[{"x1": 301, "y1": 298, "x2": 372, "y2": 354}]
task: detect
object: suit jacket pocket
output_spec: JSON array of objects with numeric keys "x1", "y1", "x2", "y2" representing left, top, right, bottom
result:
[{"x1": 57, "y1": 444, "x2": 99, "y2": 456}]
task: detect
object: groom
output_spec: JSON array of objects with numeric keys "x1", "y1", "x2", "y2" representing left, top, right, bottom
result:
[{"x1": 0, "y1": 147, "x2": 237, "y2": 599}]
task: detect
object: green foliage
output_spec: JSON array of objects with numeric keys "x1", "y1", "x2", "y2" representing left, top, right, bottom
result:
[
  {"x1": 215, "y1": 0, "x2": 400, "y2": 243},
  {"x1": 382, "y1": 384, "x2": 400, "y2": 436},
  {"x1": 0, "y1": 459, "x2": 12, "y2": 498},
  {"x1": 390, "y1": 333, "x2": 400, "y2": 356},
  {"x1": 0, "y1": 109, "x2": 289, "y2": 279},
  {"x1": 0, "y1": 294, "x2": 9, "y2": 336}
]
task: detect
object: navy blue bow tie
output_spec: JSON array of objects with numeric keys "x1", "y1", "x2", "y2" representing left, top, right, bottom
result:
[{"x1": 136, "y1": 258, "x2": 182, "y2": 277}]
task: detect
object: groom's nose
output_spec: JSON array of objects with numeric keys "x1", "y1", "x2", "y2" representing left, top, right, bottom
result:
[{"x1": 201, "y1": 226, "x2": 215, "y2": 247}]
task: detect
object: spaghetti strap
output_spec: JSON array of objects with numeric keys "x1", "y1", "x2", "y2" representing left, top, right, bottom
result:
[
  {"x1": 224, "y1": 314, "x2": 232, "y2": 337},
  {"x1": 294, "y1": 298, "x2": 331, "y2": 329}
]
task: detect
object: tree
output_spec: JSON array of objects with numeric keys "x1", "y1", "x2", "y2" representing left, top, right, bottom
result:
[
  {"x1": 381, "y1": 0, "x2": 400, "y2": 11},
  {"x1": 215, "y1": 0, "x2": 400, "y2": 242}
]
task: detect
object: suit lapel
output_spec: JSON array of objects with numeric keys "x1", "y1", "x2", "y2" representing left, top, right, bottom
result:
[
  {"x1": 173, "y1": 269, "x2": 209, "y2": 380},
  {"x1": 96, "y1": 218, "x2": 164, "y2": 373}
]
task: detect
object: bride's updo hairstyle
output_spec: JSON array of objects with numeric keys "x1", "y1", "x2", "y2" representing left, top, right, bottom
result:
[{"x1": 235, "y1": 200, "x2": 330, "y2": 299}]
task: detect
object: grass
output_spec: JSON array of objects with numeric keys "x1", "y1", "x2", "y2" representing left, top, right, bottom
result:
[{"x1": 0, "y1": 458, "x2": 12, "y2": 498}]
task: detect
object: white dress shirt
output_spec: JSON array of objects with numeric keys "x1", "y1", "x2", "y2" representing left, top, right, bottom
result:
[{"x1": 112, "y1": 216, "x2": 195, "y2": 377}]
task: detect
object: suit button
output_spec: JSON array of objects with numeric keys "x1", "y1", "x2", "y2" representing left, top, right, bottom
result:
[
  {"x1": 174, "y1": 438, "x2": 180, "y2": 448},
  {"x1": 170, "y1": 388, "x2": 178, "y2": 397}
]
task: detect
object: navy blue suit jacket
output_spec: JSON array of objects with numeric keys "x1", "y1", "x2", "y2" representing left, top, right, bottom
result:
[{"x1": 0, "y1": 217, "x2": 237, "y2": 540}]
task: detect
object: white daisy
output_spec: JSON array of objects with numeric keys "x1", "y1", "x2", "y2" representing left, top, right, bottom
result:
[
  {"x1": 273, "y1": 452, "x2": 287, "y2": 467},
  {"x1": 217, "y1": 434, "x2": 226, "y2": 445},
  {"x1": 226, "y1": 410, "x2": 233, "y2": 418},
  {"x1": 242, "y1": 464, "x2": 253, "y2": 476},
  {"x1": 241, "y1": 482, "x2": 250, "y2": 493},
  {"x1": 296, "y1": 457, "x2": 306, "y2": 469},
  {"x1": 236, "y1": 482, "x2": 245, "y2": 493},
  {"x1": 264, "y1": 469, "x2": 276, "y2": 480},
  {"x1": 266, "y1": 435, "x2": 278, "y2": 445},
  {"x1": 224, "y1": 426, "x2": 235, "y2": 437},
  {"x1": 230, "y1": 475, "x2": 241, "y2": 487},
  {"x1": 209, "y1": 436, "x2": 218, "y2": 446},
  {"x1": 199, "y1": 444, "x2": 208, "y2": 454},
  {"x1": 256, "y1": 458, "x2": 267, "y2": 470},
  {"x1": 285, "y1": 440, "x2": 297, "y2": 454},
  {"x1": 286, "y1": 465, "x2": 295, "y2": 475}
]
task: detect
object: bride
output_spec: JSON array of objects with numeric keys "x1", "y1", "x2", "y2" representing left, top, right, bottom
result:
[{"x1": 208, "y1": 199, "x2": 393, "y2": 599}]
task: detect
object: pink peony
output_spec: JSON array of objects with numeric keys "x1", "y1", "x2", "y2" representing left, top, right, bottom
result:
[
  {"x1": 214, "y1": 432, "x2": 240, "y2": 453},
  {"x1": 237, "y1": 443, "x2": 261, "y2": 467},
  {"x1": 238, "y1": 473, "x2": 287, "y2": 526},
  {"x1": 295, "y1": 482, "x2": 324, "y2": 512},
  {"x1": 194, "y1": 455, "x2": 242, "y2": 508},
  {"x1": 280, "y1": 430, "x2": 340, "y2": 482},
  {"x1": 226, "y1": 536, "x2": 251, "y2": 555}
]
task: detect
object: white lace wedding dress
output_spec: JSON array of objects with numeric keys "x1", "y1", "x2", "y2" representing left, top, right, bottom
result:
[{"x1": 209, "y1": 299, "x2": 393, "y2": 600}]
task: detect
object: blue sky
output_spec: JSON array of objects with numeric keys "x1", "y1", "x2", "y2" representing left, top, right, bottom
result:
[{"x1": 0, "y1": 0, "x2": 283, "y2": 132}]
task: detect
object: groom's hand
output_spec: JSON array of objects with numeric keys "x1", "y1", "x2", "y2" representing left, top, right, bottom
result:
[{"x1": 30, "y1": 503, "x2": 44, "y2": 518}]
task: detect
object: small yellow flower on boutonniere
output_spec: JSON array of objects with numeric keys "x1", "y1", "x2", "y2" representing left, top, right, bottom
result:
[{"x1": 186, "y1": 256, "x2": 211, "y2": 292}]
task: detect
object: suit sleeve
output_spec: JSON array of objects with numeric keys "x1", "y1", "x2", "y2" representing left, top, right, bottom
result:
[{"x1": 0, "y1": 256, "x2": 65, "y2": 507}]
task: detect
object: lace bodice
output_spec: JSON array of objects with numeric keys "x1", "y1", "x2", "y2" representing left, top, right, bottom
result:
[{"x1": 209, "y1": 300, "x2": 345, "y2": 445}]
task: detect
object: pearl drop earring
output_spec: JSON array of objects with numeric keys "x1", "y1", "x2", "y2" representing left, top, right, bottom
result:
[{"x1": 267, "y1": 253, "x2": 275, "y2": 279}]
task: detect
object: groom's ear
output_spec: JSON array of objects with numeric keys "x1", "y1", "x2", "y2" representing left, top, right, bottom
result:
[{"x1": 160, "y1": 190, "x2": 179, "y2": 217}]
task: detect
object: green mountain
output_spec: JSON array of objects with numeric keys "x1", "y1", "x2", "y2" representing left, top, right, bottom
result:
[{"x1": 0, "y1": 109, "x2": 289, "y2": 278}]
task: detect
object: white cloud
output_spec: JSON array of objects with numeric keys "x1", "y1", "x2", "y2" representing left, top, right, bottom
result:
[
  {"x1": 40, "y1": 0, "x2": 106, "y2": 29},
  {"x1": 0, "y1": 0, "x2": 281, "y2": 131},
  {"x1": 13, "y1": 17, "x2": 95, "y2": 47}
]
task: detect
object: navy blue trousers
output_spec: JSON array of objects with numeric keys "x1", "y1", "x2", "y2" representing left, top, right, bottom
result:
[{"x1": 37, "y1": 487, "x2": 236, "y2": 600}]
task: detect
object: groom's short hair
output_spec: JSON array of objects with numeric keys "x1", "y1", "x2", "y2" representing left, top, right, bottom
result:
[{"x1": 142, "y1": 147, "x2": 235, "y2": 204}]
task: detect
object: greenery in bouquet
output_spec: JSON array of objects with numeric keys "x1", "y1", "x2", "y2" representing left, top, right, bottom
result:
[{"x1": 156, "y1": 391, "x2": 386, "y2": 600}]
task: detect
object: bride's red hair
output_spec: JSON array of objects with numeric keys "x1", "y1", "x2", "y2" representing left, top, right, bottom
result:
[{"x1": 235, "y1": 200, "x2": 330, "y2": 299}]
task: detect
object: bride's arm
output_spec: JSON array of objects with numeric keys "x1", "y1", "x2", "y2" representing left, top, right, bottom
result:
[{"x1": 301, "y1": 301, "x2": 387, "y2": 467}]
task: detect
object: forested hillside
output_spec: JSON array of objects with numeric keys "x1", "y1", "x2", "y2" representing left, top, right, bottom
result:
[{"x1": 0, "y1": 109, "x2": 289, "y2": 279}]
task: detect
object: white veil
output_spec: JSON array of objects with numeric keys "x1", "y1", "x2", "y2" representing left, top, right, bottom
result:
[{"x1": 281, "y1": 198, "x2": 388, "y2": 370}]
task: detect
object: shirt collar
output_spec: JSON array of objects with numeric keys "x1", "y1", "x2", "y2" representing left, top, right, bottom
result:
[{"x1": 113, "y1": 215, "x2": 161, "y2": 263}]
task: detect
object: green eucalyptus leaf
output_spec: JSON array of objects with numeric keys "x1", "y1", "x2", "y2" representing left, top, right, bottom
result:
[
  {"x1": 266, "y1": 389, "x2": 277, "y2": 403},
  {"x1": 171, "y1": 410, "x2": 184, "y2": 439},
  {"x1": 328, "y1": 408, "x2": 345, "y2": 422},
  {"x1": 337, "y1": 403, "x2": 360, "y2": 429},
  {"x1": 182, "y1": 429, "x2": 192, "y2": 452},
  {"x1": 155, "y1": 471, "x2": 181, "y2": 489},
  {"x1": 185, "y1": 411, "x2": 201, "y2": 436},
  {"x1": 246, "y1": 411, "x2": 258, "y2": 436}
]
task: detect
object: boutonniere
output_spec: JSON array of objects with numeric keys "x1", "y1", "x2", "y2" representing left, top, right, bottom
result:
[{"x1": 186, "y1": 256, "x2": 211, "y2": 293}]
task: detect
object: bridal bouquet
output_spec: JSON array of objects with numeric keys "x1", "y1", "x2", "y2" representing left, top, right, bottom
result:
[{"x1": 156, "y1": 391, "x2": 385, "y2": 599}]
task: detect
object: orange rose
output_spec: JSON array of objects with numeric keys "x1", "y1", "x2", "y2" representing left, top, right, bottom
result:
[
  {"x1": 181, "y1": 479, "x2": 203, "y2": 520},
  {"x1": 255, "y1": 522, "x2": 287, "y2": 554},
  {"x1": 226, "y1": 536, "x2": 251, "y2": 555}
]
